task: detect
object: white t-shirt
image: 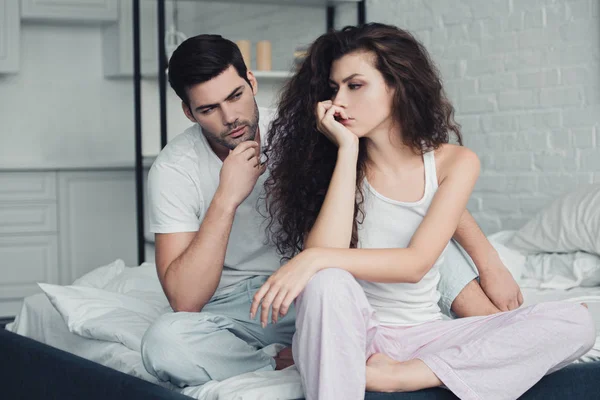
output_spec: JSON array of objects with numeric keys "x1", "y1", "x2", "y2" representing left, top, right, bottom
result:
[
  {"x1": 147, "y1": 107, "x2": 282, "y2": 294},
  {"x1": 357, "y1": 150, "x2": 447, "y2": 326}
]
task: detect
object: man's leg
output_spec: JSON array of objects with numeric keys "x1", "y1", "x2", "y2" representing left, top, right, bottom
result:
[
  {"x1": 141, "y1": 276, "x2": 291, "y2": 387},
  {"x1": 438, "y1": 239, "x2": 500, "y2": 318}
]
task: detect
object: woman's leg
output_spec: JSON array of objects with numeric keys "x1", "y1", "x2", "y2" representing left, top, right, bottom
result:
[
  {"x1": 293, "y1": 268, "x2": 379, "y2": 400},
  {"x1": 367, "y1": 301, "x2": 595, "y2": 400}
]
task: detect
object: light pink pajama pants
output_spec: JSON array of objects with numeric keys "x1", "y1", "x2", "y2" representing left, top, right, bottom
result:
[{"x1": 292, "y1": 269, "x2": 596, "y2": 400}]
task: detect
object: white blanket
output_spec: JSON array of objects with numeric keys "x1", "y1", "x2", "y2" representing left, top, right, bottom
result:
[
  {"x1": 9, "y1": 233, "x2": 600, "y2": 400},
  {"x1": 489, "y1": 231, "x2": 600, "y2": 290}
]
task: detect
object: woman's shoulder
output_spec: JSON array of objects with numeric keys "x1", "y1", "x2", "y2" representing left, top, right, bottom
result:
[{"x1": 433, "y1": 143, "x2": 480, "y2": 182}]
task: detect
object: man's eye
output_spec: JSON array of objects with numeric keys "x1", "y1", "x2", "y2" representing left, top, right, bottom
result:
[
  {"x1": 232, "y1": 92, "x2": 242, "y2": 99},
  {"x1": 201, "y1": 108, "x2": 214, "y2": 114}
]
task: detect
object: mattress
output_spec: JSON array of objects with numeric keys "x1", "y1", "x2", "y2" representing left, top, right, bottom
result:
[
  {"x1": 6, "y1": 293, "x2": 170, "y2": 387},
  {"x1": 7, "y1": 241, "x2": 600, "y2": 400}
]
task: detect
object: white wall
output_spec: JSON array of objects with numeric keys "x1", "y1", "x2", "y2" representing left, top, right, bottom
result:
[
  {"x1": 0, "y1": 2, "x2": 331, "y2": 166},
  {"x1": 3, "y1": 1, "x2": 595, "y2": 233},
  {"x1": 368, "y1": 0, "x2": 600, "y2": 234},
  {"x1": 0, "y1": 23, "x2": 135, "y2": 168}
]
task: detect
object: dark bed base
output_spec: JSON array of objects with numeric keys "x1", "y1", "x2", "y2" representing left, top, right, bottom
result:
[{"x1": 2, "y1": 329, "x2": 599, "y2": 400}]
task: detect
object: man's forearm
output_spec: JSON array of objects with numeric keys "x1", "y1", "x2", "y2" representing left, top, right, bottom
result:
[
  {"x1": 164, "y1": 193, "x2": 236, "y2": 312},
  {"x1": 453, "y1": 210, "x2": 499, "y2": 273}
]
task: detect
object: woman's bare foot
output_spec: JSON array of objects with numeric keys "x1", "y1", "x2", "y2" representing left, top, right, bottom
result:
[
  {"x1": 581, "y1": 303, "x2": 588, "y2": 309},
  {"x1": 366, "y1": 353, "x2": 442, "y2": 393}
]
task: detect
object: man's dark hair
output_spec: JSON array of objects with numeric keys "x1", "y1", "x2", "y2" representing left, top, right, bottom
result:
[{"x1": 168, "y1": 34, "x2": 251, "y2": 107}]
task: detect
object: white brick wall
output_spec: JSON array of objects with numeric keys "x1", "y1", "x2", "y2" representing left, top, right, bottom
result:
[{"x1": 368, "y1": 0, "x2": 600, "y2": 234}]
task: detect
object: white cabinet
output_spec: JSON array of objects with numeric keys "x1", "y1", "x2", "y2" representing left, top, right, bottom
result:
[
  {"x1": 0, "y1": 170, "x2": 137, "y2": 317},
  {"x1": 0, "y1": 172, "x2": 58, "y2": 318},
  {"x1": 103, "y1": 0, "x2": 164, "y2": 77},
  {"x1": 21, "y1": 0, "x2": 118, "y2": 23},
  {"x1": 58, "y1": 170, "x2": 137, "y2": 284},
  {"x1": 0, "y1": 0, "x2": 20, "y2": 73}
]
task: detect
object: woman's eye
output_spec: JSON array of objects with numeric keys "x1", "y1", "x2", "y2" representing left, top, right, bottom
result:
[{"x1": 348, "y1": 84, "x2": 362, "y2": 90}]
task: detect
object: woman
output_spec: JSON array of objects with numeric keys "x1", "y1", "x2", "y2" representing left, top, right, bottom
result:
[{"x1": 251, "y1": 23, "x2": 595, "y2": 400}]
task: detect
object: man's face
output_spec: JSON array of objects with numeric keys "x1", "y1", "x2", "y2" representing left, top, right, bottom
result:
[{"x1": 183, "y1": 66, "x2": 259, "y2": 151}]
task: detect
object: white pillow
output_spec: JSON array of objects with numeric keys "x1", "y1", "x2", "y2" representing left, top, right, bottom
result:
[
  {"x1": 103, "y1": 263, "x2": 165, "y2": 295},
  {"x1": 72, "y1": 259, "x2": 126, "y2": 288},
  {"x1": 509, "y1": 184, "x2": 600, "y2": 255},
  {"x1": 38, "y1": 283, "x2": 169, "y2": 352}
]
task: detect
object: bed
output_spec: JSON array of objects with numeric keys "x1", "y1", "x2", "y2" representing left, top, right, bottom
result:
[{"x1": 4, "y1": 231, "x2": 600, "y2": 399}]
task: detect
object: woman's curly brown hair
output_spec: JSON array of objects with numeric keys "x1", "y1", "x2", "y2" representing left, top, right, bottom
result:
[{"x1": 263, "y1": 23, "x2": 462, "y2": 260}]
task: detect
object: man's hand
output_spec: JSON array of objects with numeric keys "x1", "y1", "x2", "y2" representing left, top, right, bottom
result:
[
  {"x1": 216, "y1": 140, "x2": 266, "y2": 209},
  {"x1": 479, "y1": 255, "x2": 523, "y2": 312}
]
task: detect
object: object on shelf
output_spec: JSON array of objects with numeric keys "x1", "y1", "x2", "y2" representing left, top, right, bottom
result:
[
  {"x1": 236, "y1": 40, "x2": 252, "y2": 69},
  {"x1": 293, "y1": 45, "x2": 309, "y2": 71},
  {"x1": 256, "y1": 40, "x2": 272, "y2": 71}
]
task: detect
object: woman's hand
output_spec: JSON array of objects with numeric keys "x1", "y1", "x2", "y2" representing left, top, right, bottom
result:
[
  {"x1": 250, "y1": 249, "x2": 322, "y2": 327},
  {"x1": 316, "y1": 100, "x2": 358, "y2": 150}
]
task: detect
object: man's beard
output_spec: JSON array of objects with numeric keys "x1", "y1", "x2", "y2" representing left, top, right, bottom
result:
[{"x1": 205, "y1": 102, "x2": 260, "y2": 150}]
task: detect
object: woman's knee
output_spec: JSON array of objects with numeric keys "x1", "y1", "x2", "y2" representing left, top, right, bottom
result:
[
  {"x1": 302, "y1": 268, "x2": 359, "y2": 299},
  {"x1": 534, "y1": 302, "x2": 596, "y2": 351}
]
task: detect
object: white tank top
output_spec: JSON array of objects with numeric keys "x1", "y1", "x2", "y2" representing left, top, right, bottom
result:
[{"x1": 357, "y1": 150, "x2": 446, "y2": 326}]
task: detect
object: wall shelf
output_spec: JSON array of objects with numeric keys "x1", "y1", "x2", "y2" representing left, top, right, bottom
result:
[
  {"x1": 171, "y1": 0, "x2": 361, "y2": 6},
  {"x1": 253, "y1": 70, "x2": 294, "y2": 80}
]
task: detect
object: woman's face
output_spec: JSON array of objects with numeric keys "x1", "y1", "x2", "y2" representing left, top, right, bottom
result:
[{"x1": 328, "y1": 50, "x2": 396, "y2": 139}]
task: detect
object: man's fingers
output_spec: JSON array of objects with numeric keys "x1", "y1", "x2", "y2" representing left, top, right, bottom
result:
[
  {"x1": 259, "y1": 162, "x2": 267, "y2": 175},
  {"x1": 252, "y1": 155, "x2": 261, "y2": 168},
  {"x1": 517, "y1": 291, "x2": 524, "y2": 305},
  {"x1": 241, "y1": 146, "x2": 258, "y2": 160},
  {"x1": 232, "y1": 140, "x2": 258, "y2": 155}
]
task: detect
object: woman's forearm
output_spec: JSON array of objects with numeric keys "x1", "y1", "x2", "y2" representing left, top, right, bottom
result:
[{"x1": 310, "y1": 246, "x2": 429, "y2": 284}]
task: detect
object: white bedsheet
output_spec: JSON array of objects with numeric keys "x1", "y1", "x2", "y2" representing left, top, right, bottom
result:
[{"x1": 7, "y1": 241, "x2": 600, "y2": 400}]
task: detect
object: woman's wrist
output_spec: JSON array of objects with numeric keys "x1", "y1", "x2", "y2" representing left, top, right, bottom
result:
[
  {"x1": 304, "y1": 247, "x2": 328, "y2": 274},
  {"x1": 338, "y1": 140, "x2": 359, "y2": 159}
]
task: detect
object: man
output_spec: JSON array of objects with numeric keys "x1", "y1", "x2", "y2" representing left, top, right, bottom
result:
[{"x1": 141, "y1": 34, "x2": 522, "y2": 388}]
